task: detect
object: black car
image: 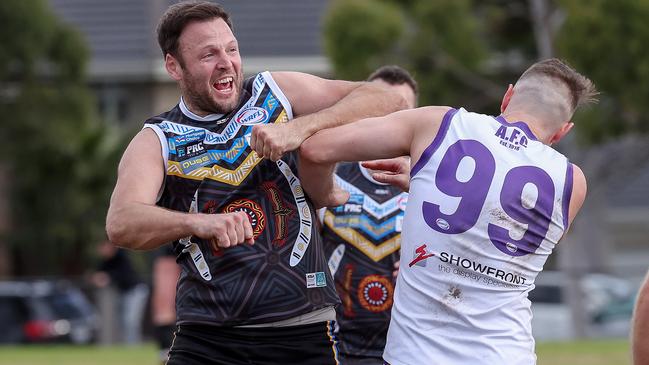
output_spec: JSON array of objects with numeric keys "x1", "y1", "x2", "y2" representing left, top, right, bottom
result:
[{"x1": 0, "y1": 280, "x2": 98, "y2": 344}]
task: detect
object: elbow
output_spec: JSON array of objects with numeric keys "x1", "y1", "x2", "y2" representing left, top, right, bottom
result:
[
  {"x1": 105, "y1": 211, "x2": 127, "y2": 248},
  {"x1": 105, "y1": 207, "x2": 141, "y2": 250},
  {"x1": 299, "y1": 136, "x2": 328, "y2": 164}
]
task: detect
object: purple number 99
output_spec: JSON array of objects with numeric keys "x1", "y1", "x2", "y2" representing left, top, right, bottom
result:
[{"x1": 422, "y1": 139, "x2": 555, "y2": 256}]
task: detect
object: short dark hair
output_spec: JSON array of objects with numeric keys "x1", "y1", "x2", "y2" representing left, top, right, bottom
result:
[
  {"x1": 367, "y1": 65, "x2": 418, "y2": 96},
  {"x1": 519, "y1": 58, "x2": 598, "y2": 112},
  {"x1": 157, "y1": 1, "x2": 233, "y2": 60}
]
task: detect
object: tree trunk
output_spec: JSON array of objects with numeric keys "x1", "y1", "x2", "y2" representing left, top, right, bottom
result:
[{"x1": 0, "y1": 163, "x2": 11, "y2": 278}]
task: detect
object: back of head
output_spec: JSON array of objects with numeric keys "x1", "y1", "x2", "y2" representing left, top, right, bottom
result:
[
  {"x1": 368, "y1": 65, "x2": 418, "y2": 108},
  {"x1": 367, "y1": 65, "x2": 418, "y2": 96},
  {"x1": 509, "y1": 58, "x2": 597, "y2": 127},
  {"x1": 157, "y1": 1, "x2": 232, "y2": 60}
]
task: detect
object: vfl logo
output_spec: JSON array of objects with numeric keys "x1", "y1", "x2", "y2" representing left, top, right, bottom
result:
[
  {"x1": 236, "y1": 107, "x2": 268, "y2": 125},
  {"x1": 409, "y1": 244, "x2": 435, "y2": 267}
]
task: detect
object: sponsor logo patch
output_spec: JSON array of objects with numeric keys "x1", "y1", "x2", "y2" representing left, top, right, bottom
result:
[
  {"x1": 306, "y1": 272, "x2": 327, "y2": 288},
  {"x1": 235, "y1": 107, "x2": 268, "y2": 125},
  {"x1": 409, "y1": 244, "x2": 435, "y2": 267}
]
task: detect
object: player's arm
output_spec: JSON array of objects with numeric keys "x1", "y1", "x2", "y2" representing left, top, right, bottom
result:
[
  {"x1": 566, "y1": 164, "x2": 587, "y2": 228},
  {"x1": 633, "y1": 271, "x2": 649, "y2": 365},
  {"x1": 299, "y1": 106, "x2": 450, "y2": 208},
  {"x1": 105, "y1": 129, "x2": 253, "y2": 251},
  {"x1": 250, "y1": 71, "x2": 408, "y2": 161}
]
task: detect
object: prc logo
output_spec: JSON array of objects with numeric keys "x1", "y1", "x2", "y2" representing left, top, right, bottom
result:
[
  {"x1": 409, "y1": 244, "x2": 435, "y2": 267},
  {"x1": 357, "y1": 275, "x2": 393, "y2": 313},
  {"x1": 235, "y1": 107, "x2": 268, "y2": 125}
]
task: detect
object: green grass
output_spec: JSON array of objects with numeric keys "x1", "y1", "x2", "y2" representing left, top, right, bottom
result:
[
  {"x1": 0, "y1": 340, "x2": 632, "y2": 365},
  {"x1": 537, "y1": 339, "x2": 631, "y2": 365},
  {"x1": 0, "y1": 344, "x2": 159, "y2": 365}
]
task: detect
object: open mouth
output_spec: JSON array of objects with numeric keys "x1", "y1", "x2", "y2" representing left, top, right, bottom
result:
[{"x1": 213, "y1": 76, "x2": 234, "y2": 95}]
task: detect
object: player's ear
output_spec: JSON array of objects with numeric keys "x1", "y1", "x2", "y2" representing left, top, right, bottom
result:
[
  {"x1": 500, "y1": 84, "x2": 514, "y2": 113},
  {"x1": 549, "y1": 122, "x2": 574, "y2": 145},
  {"x1": 165, "y1": 53, "x2": 183, "y2": 81}
]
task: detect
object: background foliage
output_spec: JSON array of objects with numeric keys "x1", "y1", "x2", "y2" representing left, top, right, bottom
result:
[
  {"x1": 0, "y1": 0, "x2": 124, "y2": 276},
  {"x1": 323, "y1": 0, "x2": 649, "y2": 142}
]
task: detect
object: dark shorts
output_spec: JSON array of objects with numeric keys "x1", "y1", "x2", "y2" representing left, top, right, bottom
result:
[
  {"x1": 339, "y1": 352, "x2": 383, "y2": 365},
  {"x1": 166, "y1": 321, "x2": 340, "y2": 365}
]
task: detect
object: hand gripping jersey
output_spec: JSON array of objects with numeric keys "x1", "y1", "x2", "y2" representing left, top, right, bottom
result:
[
  {"x1": 322, "y1": 162, "x2": 408, "y2": 359},
  {"x1": 144, "y1": 72, "x2": 339, "y2": 326},
  {"x1": 384, "y1": 108, "x2": 573, "y2": 365}
]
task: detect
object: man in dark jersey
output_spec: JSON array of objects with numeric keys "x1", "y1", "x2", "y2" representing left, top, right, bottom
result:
[
  {"x1": 105, "y1": 2, "x2": 406, "y2": 365},
  {"x1": 322, "y1": 66, "x2": 416, "y2": 365}
]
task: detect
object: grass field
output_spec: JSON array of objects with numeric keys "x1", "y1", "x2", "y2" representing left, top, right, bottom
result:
[{"x1": 0, "y1": 340, "x2": 631, "y2": 365}]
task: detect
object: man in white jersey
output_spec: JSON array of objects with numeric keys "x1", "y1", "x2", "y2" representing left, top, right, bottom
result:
[{"x1": 298, "y1": 58, "x2": 596, "y2": 365}]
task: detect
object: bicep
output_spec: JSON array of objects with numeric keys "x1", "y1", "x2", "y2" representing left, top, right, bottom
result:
[
  {"x1": 271, "y1": 71, "x2": 359, "y2": 116},
  {"x1": 110, "y1": 128, "x2": 166, "y2": 207}
]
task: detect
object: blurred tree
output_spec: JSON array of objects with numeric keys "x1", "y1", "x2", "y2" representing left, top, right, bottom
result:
[
  {"x1": 323, "y1": 0, "x2": 405, "y2": 80},
  {"x1": 323, "y1": 0, "x2": 649, "y2": 141},
  {"x1": 0, "y1": 0, "x2": 124, "y2": 277},
  {"x1": 323, "y1": 0, "x2": 541, "y2": 111},
  {"x1": 557, "y1": 0, "x2": 649, "y2": 143}
]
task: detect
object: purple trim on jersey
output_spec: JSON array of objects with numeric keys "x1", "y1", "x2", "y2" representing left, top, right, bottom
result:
[
  {"x1": 411, "y1": 108, "x2": 458, "y2": 178},
  {"x1": 562, "y1": 162, "x2": 574, "y2": 230},
  {"x1": 495, "y1": 115, "x2": 538, "y2": 141}
]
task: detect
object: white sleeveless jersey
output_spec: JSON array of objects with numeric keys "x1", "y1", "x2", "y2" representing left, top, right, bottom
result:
[{"x1": 384, "y1": 108, "x2": 573, "y2": 365}]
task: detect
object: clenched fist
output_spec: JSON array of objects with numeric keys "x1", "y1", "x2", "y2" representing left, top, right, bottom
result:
[
  {"x1": 191, "y1": 211, "x2": 254, "y2": 249},
  {"x1": 250, "y1": 122, "x2": 307, "y2": 161}
]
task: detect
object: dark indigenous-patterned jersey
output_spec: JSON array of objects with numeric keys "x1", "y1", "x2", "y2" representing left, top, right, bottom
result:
[
  {"x1": 322, "y1": 162, "x2": 408, "y2": 358},
  {"x1": 144, "y1": 72, "x2": 339, "y2": 326}
]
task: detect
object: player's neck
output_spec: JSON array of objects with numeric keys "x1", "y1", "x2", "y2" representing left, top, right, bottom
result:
[{"x1": 500, "y1": 110, "x2": 550, "y2": 144}]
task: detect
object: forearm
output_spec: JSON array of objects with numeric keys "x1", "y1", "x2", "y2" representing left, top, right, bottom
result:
[
  {"x1": 633, "y1": 273, "x2": 649, "y2": 365},
  {"x1": 299, "y1": 158, "x2": 338, "y2": 209},
  {"x1": 106, "y1": 202, "x2": 196, "y2": 251},
  {"x1": 293, "y1": 83, "x2": 408, "y2": 140}
]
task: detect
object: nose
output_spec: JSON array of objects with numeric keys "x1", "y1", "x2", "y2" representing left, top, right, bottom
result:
[{"x1": 214, "y1": 50, "x2": 232, "y2": 70}]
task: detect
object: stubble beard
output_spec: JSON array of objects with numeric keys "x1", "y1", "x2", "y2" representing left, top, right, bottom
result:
[{"x1": 183, "y1": 72, "x2": 243, "y2": 115}]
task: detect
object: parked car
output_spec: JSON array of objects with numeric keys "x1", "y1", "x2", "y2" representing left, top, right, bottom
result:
[
  {"x1": 0, "y1": 280, "x2": 98, "y2": 344},
  {"x1": 529, "y1": 271, "x2": 636, "y2": 341}
]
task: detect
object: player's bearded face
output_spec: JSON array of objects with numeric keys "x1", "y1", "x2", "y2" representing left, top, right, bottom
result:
[
  {"x1": 176, "y1": 18, "x2": 244, "y2": 115},
  {"x1": 182, "y1": 63, "x2": 243, "y2": 115}
]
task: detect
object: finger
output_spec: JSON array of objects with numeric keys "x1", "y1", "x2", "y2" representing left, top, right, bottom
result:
[
  {"x1": 250, "y1": 126, "x2": 258, "y2": 151},
  {"x1": 270, "y1": 148, "x2": 282, "y2": 162},
  {"x1": 394, "y1": 260, "x2": 400, "y2": 270},
  {"x1": 371, "y1": 172, "x2": 396, "y2": 184},
  {"x1": 217, "y1": 235, "x2": 230, "y2": 248},
  {"x1": 362, "y1": 159, "x2": 400, "y2": 172},
  {"x1": 263, "y1": 141, "x2": 273, "y2": 160},
  {"x1": 226, "y1": 220, "x2": 238, "y2": 247},
  {"x1": 210, "y1": 238, "x2": 220, "y2": 251},
  {"x1": 233, "y1": 215, "x2": 245, "y2": 244},
  {"x1": 241, "y1": 212, "x2": 254, "y2": 242}
]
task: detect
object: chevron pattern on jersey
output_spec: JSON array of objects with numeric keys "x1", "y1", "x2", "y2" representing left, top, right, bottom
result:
[
  {"x1": 324, "y1": 210, "x2": 401, "y2": 262},
  {"x1": 335, "y1": 175, "x2": 405, "y2": 219},
  {"x1": 166, "y1": 109, "x2": 288, "y2": 185}
]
